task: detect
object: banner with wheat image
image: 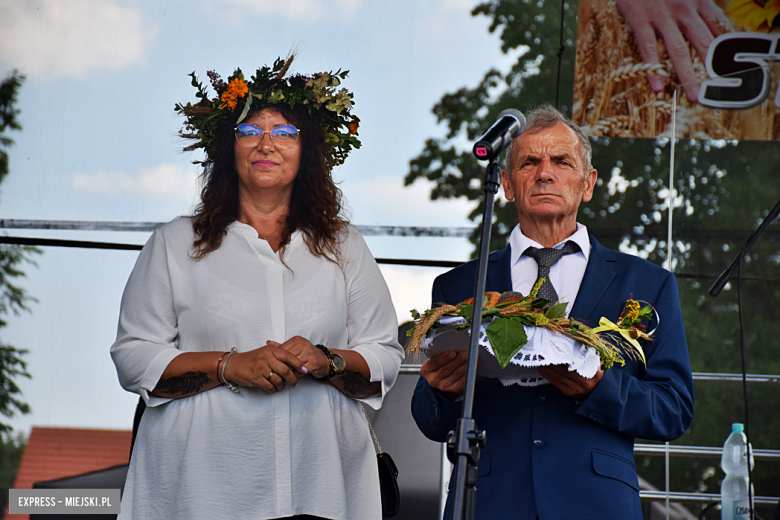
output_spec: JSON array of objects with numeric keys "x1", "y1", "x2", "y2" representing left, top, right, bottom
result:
[{"x1": 573, "y1": 0, "x2": 780, "y2": 140}]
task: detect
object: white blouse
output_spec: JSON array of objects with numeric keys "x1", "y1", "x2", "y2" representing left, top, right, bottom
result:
[{"x1": 111, "y1": 218, "x2": 403, "y2": 520}]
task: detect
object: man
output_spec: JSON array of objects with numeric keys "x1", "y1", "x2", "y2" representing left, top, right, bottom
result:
[{"x1": 411, "y1": 106, "x2": 694, "y2": 520}]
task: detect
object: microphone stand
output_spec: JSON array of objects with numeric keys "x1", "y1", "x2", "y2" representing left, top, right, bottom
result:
[
  {"x1": 708, "y1": 196, "x2": 779, "y2": 520},
  {"x1": 447, "y1": 155, "x2": 500, "y2": 520},
  {"x1": 709, "y1": 196, "x2": 780, "y2": 297}
]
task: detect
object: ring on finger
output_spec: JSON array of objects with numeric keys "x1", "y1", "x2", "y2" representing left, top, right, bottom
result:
[{"x1": 266, "y1": 370, "x2": 275, "y2": 381}]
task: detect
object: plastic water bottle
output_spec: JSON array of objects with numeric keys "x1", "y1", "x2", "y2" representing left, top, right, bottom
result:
[{"x1": 721, "y1": 423, "x2": 754, "y2": 520}]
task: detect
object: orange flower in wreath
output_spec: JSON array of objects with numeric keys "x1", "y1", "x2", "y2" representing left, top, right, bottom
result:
[{"x1": 220, "y1": 78, "x2": 249, "y2": 110}]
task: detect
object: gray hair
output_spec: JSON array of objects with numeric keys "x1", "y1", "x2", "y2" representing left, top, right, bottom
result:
[{"x1": 504, "y1": 104, "x2": 593, "y2": 174}]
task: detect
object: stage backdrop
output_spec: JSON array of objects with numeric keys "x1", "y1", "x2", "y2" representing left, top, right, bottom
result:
[{"x1": 574, "y1": 0, "x2": 780, "y2": 140}]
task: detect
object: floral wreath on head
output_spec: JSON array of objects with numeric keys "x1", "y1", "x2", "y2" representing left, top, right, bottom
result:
[{"x1": 174, "y1": 54, "x2": 361, "y2": 167}]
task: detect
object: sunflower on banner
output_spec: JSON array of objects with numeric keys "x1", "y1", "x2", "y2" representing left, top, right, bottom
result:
[{"x1": 729, "y1": 0, "x2": 780, "y2": 31}]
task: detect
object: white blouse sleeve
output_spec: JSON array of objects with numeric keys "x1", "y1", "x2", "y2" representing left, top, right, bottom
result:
[
  {"x1": 110, "y1": 228, "x2": 183, "y2": 407},
  {"x1": 341, "y1": 227, "x2": 404, "y2": 410}
]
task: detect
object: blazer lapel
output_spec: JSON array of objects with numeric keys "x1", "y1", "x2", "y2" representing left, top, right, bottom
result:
[
  {"x1": 486, "y1": 246, "x2": 512, "y2": 293},
  {"x1": 570, "y1": 235, "x2": 616, "y2": 323}
]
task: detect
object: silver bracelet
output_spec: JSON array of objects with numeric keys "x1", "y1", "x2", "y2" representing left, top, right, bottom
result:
[{"x1": 221, "y1": 347, "x2": 240, "y2": 395}]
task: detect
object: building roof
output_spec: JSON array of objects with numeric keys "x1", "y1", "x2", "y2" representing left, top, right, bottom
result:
[{"x1": 7, "y1": 427, "x2": 131, "y2": 520}]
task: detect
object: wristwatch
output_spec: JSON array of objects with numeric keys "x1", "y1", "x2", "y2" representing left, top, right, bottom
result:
[{"x1": 314, "y1": 344, "x2": 346, "y2": 381}]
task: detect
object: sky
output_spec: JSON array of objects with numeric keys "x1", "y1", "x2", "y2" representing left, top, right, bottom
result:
[{"x1": 0, "y1": 0, "x2": 520, "y2": 435}]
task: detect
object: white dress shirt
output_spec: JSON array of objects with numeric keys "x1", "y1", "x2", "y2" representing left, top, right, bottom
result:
[
  {"x1": 111, "y1": 218, "x2": 403, "y2": 520},
  {"x1": 508, "y1": 223, "x2": 591, "y2": 317}
]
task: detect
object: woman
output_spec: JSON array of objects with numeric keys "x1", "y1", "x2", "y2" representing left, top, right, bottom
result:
[{"x1": 111, "y1": 56, "x2": 403, "y2": 520}]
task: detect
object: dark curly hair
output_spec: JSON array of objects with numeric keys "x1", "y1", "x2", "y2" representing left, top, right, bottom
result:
[{"x1": 189, "y1": 96, "x2": 348, "y2": 263}]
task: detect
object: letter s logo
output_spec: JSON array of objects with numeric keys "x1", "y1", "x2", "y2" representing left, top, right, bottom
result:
[{"x1": 699, "y1": 33, "x2": 778, "y2": 109}]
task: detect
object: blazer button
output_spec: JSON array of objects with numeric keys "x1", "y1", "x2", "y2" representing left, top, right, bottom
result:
[{"x1": 533, "y1": 440, "x2": 544, "y2": 448}]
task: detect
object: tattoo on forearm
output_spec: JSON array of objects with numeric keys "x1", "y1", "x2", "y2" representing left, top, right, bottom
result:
[
  {"x1": 339, "y1": 370, "x2": 373, "y2": 397},
  {"x1": 157, "y1": 371, "x2": 211, "y2": 396}
]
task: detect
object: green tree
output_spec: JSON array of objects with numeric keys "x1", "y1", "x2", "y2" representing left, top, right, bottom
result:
[
  {"x1": 0, "y1": 71, "x2": 35, "y2": 434},
  {"x1": 0, "y1": 69, "x2": 36, "y2": 515},
  {"x1": 405, "y1": 0, "x2": 578, "y2": 244},
  {"x1": 0, "y1": 432, "x2": 25, "y2": 513},
  {"x1": 405, "y1": 1, "x2": 780, "y2": 515}
]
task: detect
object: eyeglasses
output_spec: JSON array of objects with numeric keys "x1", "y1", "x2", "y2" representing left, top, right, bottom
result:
[{"x1": 234, "y1": 123, "x2": 300, "y2": 150}]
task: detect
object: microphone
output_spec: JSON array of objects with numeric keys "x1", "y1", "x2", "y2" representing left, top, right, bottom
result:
[{"x1": 472, "y1": 108, "x2": 526, "y2": 160}]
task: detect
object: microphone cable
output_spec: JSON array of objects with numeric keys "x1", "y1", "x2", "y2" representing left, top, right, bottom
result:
[
  {"x1": 555, "y1": 0, "x2": 566, "y2": 109},
  {"x1": 737, "y1": 244, "x2": 755, "y2": 519}
]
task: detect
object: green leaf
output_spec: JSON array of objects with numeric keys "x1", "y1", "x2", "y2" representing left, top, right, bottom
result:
[
  {"x1": 545, "y1": 302, "x2": 568, "y2": 320},
  {"x1": 485, "y1": 317, "x2": 528, "y2": 369},
  {"x1": 494, "y1": 300, "x2": 527, "y2": 309},
  {"x1": 637, "y1": 306, "x2": 653, "y2": 321},
  {"x1": 236, "y1": 94, "x2": 253, "y2": 124},
  {"x1": 515, "y1": 314, "x2": 538, "y2": 326},
  {"x1": 458, "y1": 303, "x2": 474, "y2": 319},
  {"x1": 569, "y1": 317, "x2": 584, "y2": 332},
  {"x1": 482, "y1": 307, "x2": 500, "y2": 317}
]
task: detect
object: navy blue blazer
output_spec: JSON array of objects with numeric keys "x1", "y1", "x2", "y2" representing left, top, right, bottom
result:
[{"x1": 411, "y1": 235, "x2": 694, "y2": 520}]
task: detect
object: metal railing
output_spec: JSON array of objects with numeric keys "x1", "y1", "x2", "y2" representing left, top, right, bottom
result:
[
  {"x1": 635, "y1": 444, "x2": 780, "y2": 461},
  {"x1": 640, "y1": 491, "x2": 777, "y2": 506}
]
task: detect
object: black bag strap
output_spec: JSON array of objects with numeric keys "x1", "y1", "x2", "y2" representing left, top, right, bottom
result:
[{"x1": 360, "y1": 404, "x2": 384, "y2": 455}]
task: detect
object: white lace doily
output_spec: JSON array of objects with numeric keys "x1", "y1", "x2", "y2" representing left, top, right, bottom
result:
[{"x1": 420, "y1": 317, "x2": 600, "y2": 387}]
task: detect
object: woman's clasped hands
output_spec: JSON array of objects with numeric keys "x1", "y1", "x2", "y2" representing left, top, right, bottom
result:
[{"x1": 223, "y1": 336, "x2": 331, "y2": 393}]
